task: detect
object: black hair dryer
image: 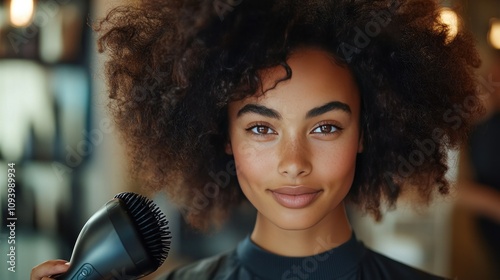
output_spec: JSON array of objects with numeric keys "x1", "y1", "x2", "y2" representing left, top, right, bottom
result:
[{"x1": 54, "y1": 192, "x2": 171, "y2": 280}]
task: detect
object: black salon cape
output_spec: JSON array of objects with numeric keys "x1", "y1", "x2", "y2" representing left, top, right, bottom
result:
[{"x1": 161, "y1": 234, "x2": 446, "y2": 280}]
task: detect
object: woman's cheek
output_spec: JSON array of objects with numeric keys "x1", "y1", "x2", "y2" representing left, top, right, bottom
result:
[
  {"x1": 234, "y1": 143, "x2": 275, "y2": 184},
  {"x1": 313, "y1": 143, "x2": 358, "y2": 184},
  {"x1": 234, "y1": 140, "x2": 261, "y2": 159}
]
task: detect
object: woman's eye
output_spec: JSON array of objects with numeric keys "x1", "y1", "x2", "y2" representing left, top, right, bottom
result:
[
  {"x1": 247, "y1": 125, "x2": 276, "y2": 135},
  {"x1": 248, "y1": 125, "x2": 276, "y2": 135},
  {"x1": 312, "y1": 124, "x2": 338, "y2": 134}
]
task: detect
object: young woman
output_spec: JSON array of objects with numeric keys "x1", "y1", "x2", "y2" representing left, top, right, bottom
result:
[{"x1": 32, "y1": 0, "x2": 483, "y2": 279}]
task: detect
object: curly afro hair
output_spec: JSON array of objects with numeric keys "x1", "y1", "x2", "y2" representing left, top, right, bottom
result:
[{"x1": 95, "y1": 0, "x2": 483, "y2": 230}]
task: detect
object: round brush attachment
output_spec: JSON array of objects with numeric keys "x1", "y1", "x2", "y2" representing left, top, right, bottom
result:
[{"x1": 114, "y1": 192, "x2": 171, "y2": 268}]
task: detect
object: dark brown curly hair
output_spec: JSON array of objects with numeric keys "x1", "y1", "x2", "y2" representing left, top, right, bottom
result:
[{"x1": 95, "y1": 0, "x2": 483, "y2": 230}]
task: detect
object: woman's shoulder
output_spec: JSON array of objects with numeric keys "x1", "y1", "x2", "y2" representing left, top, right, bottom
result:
[
  {"x1": 360, "y1": 248, "x2": 448, "y2": 280},
  {"x1": 159, "y1": 250, "x2": 237, "y2": 280},
  {"x1": 157, "y1": 239, "x2": 448, "y2": 280}
]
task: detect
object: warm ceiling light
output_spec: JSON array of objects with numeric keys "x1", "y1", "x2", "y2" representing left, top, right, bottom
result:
[
  {"x1": 488, "y1": 18, "x2": 500, "y2": 50},
  {"x1": 438, "y1": 8, "x2": 459, "y2": 43},
  {"x1": 9, "y1": 0, "x2": 34, "y2": 27}
]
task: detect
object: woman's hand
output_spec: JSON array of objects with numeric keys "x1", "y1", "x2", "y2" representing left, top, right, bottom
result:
[{"x1": 31, "y1": 260, "x2": 70, "y2": 280}]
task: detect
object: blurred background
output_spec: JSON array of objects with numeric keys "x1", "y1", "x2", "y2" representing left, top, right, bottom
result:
[{"x1": 0, "y1": 0, "x2": 499, "y2": 279}]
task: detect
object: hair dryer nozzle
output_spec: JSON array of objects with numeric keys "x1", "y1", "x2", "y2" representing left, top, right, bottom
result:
[{"x1": 55, "y1": 192, "x2": 171, "y2": 280}]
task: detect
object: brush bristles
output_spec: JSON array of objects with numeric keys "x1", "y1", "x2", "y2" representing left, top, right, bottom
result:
[{"x1": 114, "y1": 192, "x2": 171, "y2": 267}]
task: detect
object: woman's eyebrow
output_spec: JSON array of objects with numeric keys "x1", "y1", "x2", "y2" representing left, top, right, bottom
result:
[
  {"x1": 236, "y1": 101, "x2": 351, "y2": 119},
  {"x1": 306, "y1": 101, "x2": 351, "y2": 118},
  {"x1": 237, "y1": 104, "x2": 282, "y2": 119}
]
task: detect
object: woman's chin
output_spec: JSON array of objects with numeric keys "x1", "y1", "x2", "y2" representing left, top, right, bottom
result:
[{"x1": 269, "y1": 213, "x2": 323, "y2": 231}]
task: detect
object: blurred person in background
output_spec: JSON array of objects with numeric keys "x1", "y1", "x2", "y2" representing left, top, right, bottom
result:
[{"x1": 455, "y1": 57, "x2": 500, "y2": 279}]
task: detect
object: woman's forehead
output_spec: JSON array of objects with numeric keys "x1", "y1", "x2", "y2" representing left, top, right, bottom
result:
[{"x1": 229, "y1": 48, "x2": 360, "y2": 116}]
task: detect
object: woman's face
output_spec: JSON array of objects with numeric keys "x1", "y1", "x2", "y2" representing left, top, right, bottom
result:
[{"x1": 226, "y1": 48, "x2": 362, "y2": 230}]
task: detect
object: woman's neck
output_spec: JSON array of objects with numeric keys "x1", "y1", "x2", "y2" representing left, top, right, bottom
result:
[{"x1": 250, "y1": 203, "x2": 352, "y2": 257}]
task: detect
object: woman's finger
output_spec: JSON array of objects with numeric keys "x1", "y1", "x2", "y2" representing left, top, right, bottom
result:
[{"x1": 31, "y1": 259, "x2": 70, "y2": 280}]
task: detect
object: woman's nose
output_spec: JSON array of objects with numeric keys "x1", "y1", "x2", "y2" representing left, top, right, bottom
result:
[{"x1": 277, "y1": 136, "x2": 312, "y2": 178}]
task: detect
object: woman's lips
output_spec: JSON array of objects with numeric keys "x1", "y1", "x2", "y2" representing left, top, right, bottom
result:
[{"x1": 270, "y1": 187, "x2": 322, "y2": 209}]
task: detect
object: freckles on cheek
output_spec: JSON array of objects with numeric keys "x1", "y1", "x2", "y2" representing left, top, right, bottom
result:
[
  {"x1": 319, "y1": 149, "x2": 358, "y2": 183},
  {"x1": 234, "y1": 140, "x2": 260, "y2": 159},
  {"x1": 233, "y1": 144, "x2": 274, "y2": 187},
  {"x1": 232, "y1": 145, "x2": 256, "y2": 181}
]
